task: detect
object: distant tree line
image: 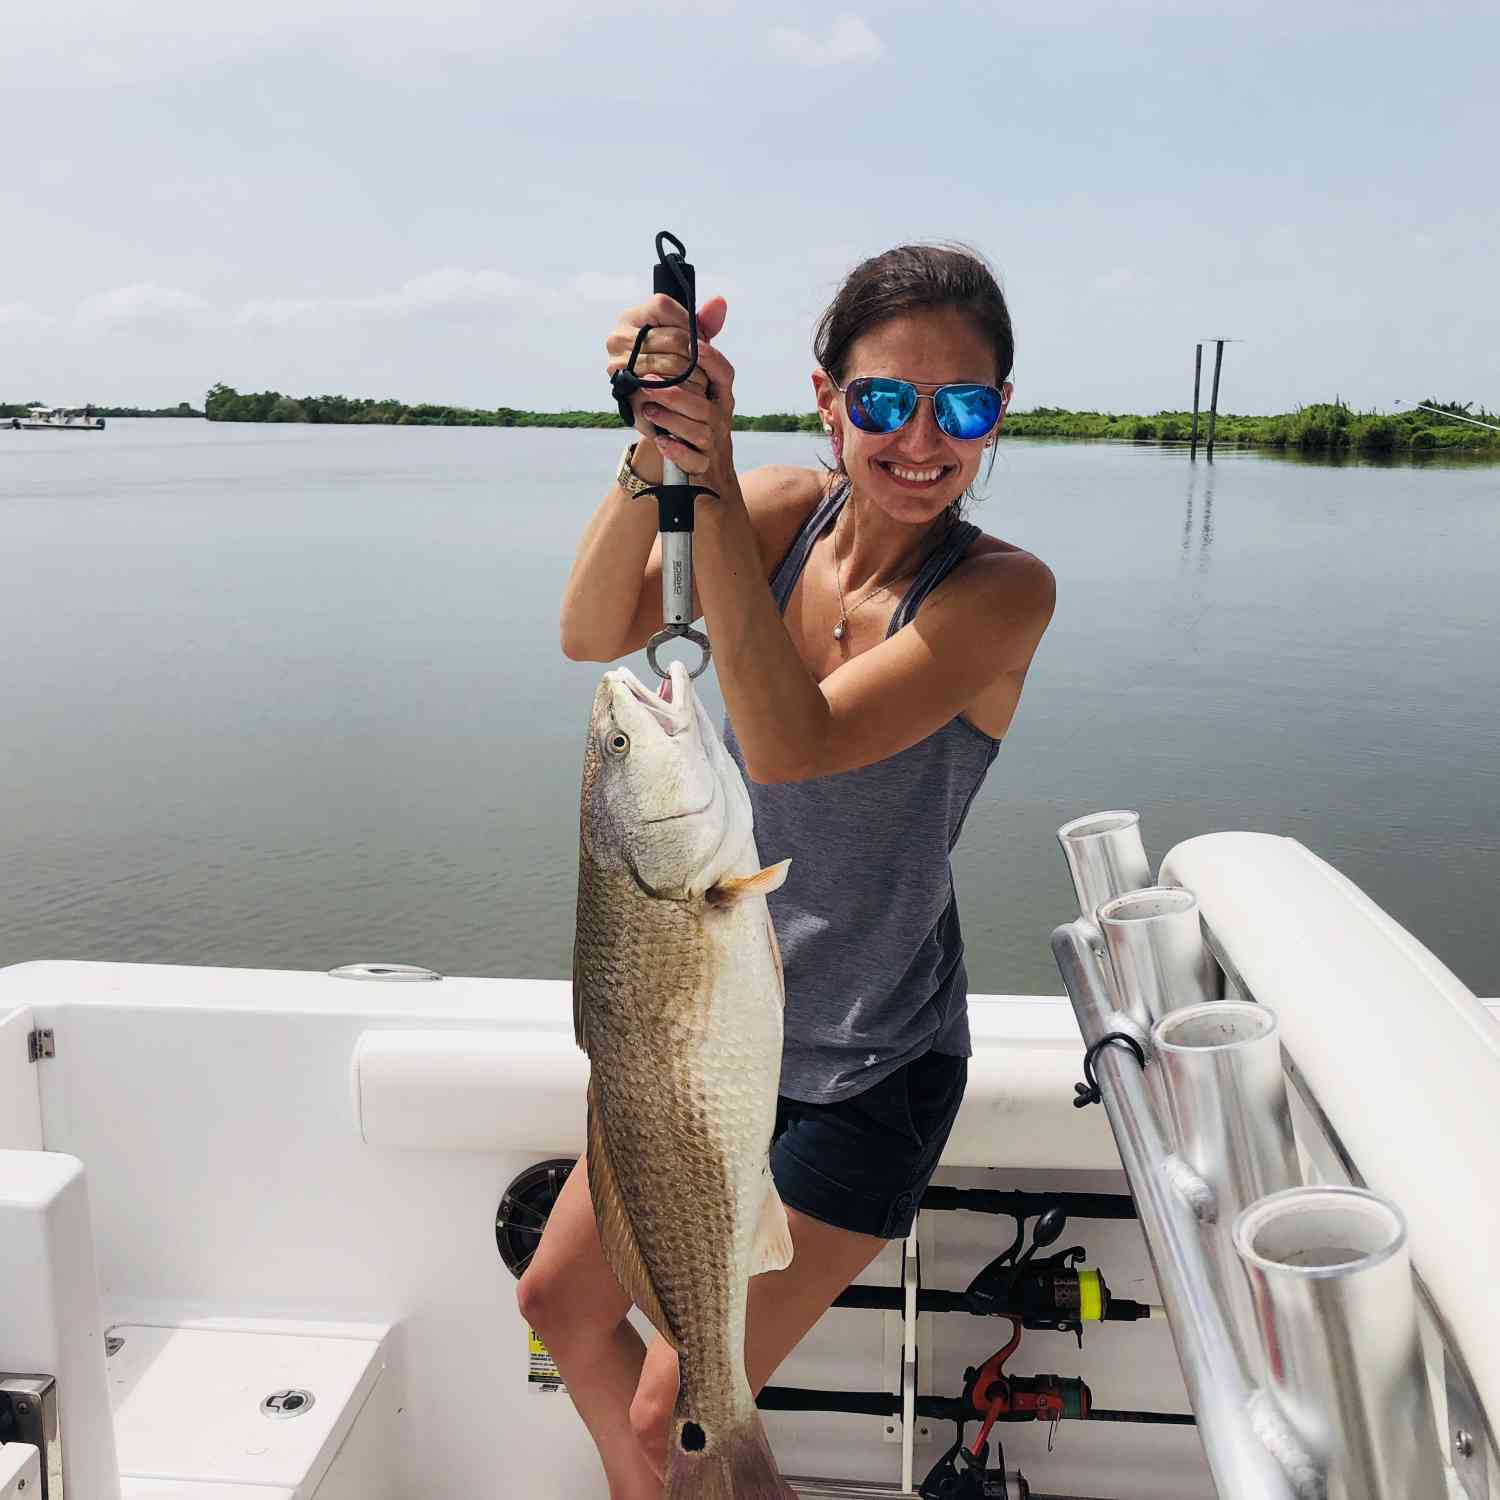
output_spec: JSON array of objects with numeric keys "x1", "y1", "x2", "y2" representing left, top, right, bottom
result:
[
  {"x1": 1, "y1": 400, "x2": 202, "y2": 418},
  {"x1": 200, "y1": 385, "x2": 1497, "y2": 453},
  {"x1": 1003, "y1": 399, "x2": 1497, "y2": 453},
  {"x1": 203, "y1": 384, "x2": 822, "y2": 434}
]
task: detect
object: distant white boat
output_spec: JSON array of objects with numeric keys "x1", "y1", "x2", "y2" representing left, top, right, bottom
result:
[{"x1": 7, "y1": 403, "x2": 106, "y2": 431}]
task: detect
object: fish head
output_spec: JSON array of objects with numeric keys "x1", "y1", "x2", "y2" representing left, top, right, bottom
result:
[{"x1": 582, "y1": 660, "x2": 755, "y2": 897}]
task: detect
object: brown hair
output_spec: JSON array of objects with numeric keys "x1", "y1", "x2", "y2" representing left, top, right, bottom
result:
[
  {"x1": 814, "y1": 242, "x2": 1013, "y2": 385},
  {"x1": 814, "y1": 243, "x2": 1013, "y2": 508}
]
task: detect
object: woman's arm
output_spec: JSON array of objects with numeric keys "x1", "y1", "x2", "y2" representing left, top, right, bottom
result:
[
  {"x1": 558, "y1": 433, "x2": 669, "y2": 662},
  {"x1": 640, "y1": 318, "x2": 1056, "y2": 784},
  {"x1": 693, "y1": 484, "x2": 1054, "y2": 782},
  {"x1": 560, "y1": 294, "x2": 813, "y2": 663}
]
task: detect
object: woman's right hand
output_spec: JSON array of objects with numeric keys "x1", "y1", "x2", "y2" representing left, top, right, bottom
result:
[{"x1": 606, "y1": 293, "x2": 727, "y2": 453}]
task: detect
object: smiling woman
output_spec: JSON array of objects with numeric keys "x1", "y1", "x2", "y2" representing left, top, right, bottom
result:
[{"x1": 533, "y1": 241, "x2": 1056, "y2": 1498}]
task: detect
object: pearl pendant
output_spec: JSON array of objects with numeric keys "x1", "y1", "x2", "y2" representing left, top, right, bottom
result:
[{"x1": 832, "y1": 619, "x2": 847, "y2": 641}]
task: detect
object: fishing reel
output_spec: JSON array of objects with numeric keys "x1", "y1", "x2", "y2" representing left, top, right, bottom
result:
[
  {"x1": 965, "y1": 1203, "x2": 1147, "y2": 1346},
  {"x1": 918, "y1": 1436, "x2": 1029, "y2": 1500}
]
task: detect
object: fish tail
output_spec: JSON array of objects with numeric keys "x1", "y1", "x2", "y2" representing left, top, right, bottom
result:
[{"x1": 662, "y1": 1400, "x2": 790, "y2": 1500}]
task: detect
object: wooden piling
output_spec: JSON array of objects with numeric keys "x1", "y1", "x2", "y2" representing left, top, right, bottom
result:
[
  {"x1": 1190, "y1": 343, "x2": 1203, "y2": 460},
  {"x1": 1206, "y1": 340, "x2": 1225, "y2": 461}
]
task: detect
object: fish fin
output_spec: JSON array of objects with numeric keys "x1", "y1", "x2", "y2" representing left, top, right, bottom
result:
[
  {"x1": 706, "y1": 859, "x2": 791, "y2": 908},
  {"x1": 765, "y1": 912, "x2": 785, "y2": 1010},
  {"x1": 586, "y1": 1088, "x2": 678, "y2": 1347},
  {"x1": 663, "y1": 1404, "x2": 789, "y2": 1500},
  {"x1": 572, "y1": 978, "x2": 588, "y2": 1054},
  {"x1": 749, "y1": 1179, "x2": 794, "y2": 1276}
]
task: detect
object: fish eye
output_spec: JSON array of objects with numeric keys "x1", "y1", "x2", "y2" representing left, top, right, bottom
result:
[{"x1": 606, "y1": 730, "x2": 630, "y2": 756}]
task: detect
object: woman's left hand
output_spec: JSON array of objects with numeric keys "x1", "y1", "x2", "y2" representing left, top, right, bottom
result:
[{"x1": 637, "y1": 295, "x2": 738, "y2": 486}]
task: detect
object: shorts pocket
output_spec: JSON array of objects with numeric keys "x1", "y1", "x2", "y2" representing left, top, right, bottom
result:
[{"x1": 904, "y1": 1051, "x2": 968, "y2": 1149}]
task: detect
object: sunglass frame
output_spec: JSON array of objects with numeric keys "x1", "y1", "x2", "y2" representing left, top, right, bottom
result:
[{"x1": 830, "y1": 375, "x2": 1006, "y2": 442}]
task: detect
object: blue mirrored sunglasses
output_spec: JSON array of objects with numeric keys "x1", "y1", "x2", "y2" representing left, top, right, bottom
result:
[{"x1": 832, "y1": 376, "x2": 1006, "y2": 442}]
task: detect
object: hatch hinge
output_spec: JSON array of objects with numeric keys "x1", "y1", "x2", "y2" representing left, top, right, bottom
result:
[{"x1": 28, "y1": 1028, "x2": 55, "y2": 1063}]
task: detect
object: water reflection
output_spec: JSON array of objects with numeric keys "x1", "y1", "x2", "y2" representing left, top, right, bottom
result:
[{"x1": 1179, "y1": 467, "x2": 1216, "y2": 572}]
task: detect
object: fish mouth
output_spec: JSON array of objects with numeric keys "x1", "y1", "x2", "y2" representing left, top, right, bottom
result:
[
  {"x1": 608, "y1": 665, "x2": 693, "y2": 738},
  {"x1": 642, "y1": 788, "x2": 718, "y2": 826}
]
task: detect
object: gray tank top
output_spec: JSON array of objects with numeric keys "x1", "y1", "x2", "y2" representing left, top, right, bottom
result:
[{"x1": 724, "y1": 484, "x2": 1001, "y2": 1104}]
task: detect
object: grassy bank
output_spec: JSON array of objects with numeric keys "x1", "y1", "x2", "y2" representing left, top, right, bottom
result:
[
  {"x1": 199, "y1": 385, "x2": 1500, "y2": 454},
  {"x1": 1003, "y1": 400, "x2": 1498, "y2": 454}
]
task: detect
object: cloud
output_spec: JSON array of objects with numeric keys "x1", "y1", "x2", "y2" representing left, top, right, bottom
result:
[
  {"x1": 237, "y1": 269, "x2": 528, "y2": 329},
  {"x1": 0, "y1": 302, "x2": 52, "y2": 328},
  {"x1": 1, "y1": 0, "x2": 737, "y2": 85},
  {"x1": 1092, "y1": 267, "x2": 1141, "y2": 294},
  {"x1": 236, "y1": 298, "x2": 325, "y2": 330},
  {"x1": 571, "y1": 271, "x2": 643, "y2": 305},
  {"x1": 768, "y1": 13, "x2": 882, "y2": 67},
  {"x1": 364, "y1": 268, "x2": 525, "y2": 316},
  {"x1": 73, "y1": 283, "x2": 210, "y2": 332}
]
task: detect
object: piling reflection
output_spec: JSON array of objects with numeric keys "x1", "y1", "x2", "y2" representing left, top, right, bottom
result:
[{"x1": 1179, "y1": 468, "x2": 1216, "y2": 572}]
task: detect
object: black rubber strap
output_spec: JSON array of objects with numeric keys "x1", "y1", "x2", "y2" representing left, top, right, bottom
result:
[
  {"x1": 610, "y1": 230, "x2": 702, "y2": 427},
  {"x1": 1073, "y1": 1032, "x2": 1148, "y2": 1109}
]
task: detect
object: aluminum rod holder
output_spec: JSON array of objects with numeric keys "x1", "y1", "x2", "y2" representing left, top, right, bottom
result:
[
  {"x1": 1051, "y1": 920, "x2": 1300, "y2": 1500},
  {"x1": 1098, "y1": 887, "x2": 1219, "y2": 1030},
  {"x1": 1234, "y1": 1187, "x2": 1446, "y2": 1500},
  {"x1": 1153, "y1": 1002, "x2": 1301, "y2": 1381},
  {"x1": 1057, "y1": 810, "x2": 1152, "y2": 918}
]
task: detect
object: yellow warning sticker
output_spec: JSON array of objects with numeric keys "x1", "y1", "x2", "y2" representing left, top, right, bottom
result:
[{"x1": 529, "y1": 1328, "x2": 564, "y2": 1392}]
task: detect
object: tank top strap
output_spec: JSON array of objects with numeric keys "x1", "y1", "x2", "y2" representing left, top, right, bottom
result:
[
  {"x1": 886, "y1": 518, "x2": 982, "y2": 636},
  {"x1": 768, "y1": 479, "x2": 850, "y2": 613}
]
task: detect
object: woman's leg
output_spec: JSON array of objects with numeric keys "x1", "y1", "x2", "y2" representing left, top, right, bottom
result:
[
  {"x1": 629, "y1": 1204, "x2": 887, "y2": 1479},
  {"x1": 516, "y1": 1156, "x2": 662, "y2": 1500}
]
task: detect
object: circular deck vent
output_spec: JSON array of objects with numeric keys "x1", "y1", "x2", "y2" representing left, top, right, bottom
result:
[
  {"x1": 496, "y1": 1158, "x2": 577, "y2": 1278},
  {"x1": 261, "y1": 1388, "x2": 316, "y2": 1419}
]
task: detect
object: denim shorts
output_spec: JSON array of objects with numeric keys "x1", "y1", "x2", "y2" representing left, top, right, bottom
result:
[{"x1": 769, "y1": 1049, "x2": 968, "y2": 1240}]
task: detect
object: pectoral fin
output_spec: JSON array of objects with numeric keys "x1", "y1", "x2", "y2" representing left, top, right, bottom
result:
[
  {"x1": 749, "y1": 1178, "x2": 795, "y2": 1276},
  {"x1": 706, "y1": 859, "x2": 791, "y2": 908},
  {"x1": 587, "y1": 1087, "x2": 679, "y2": 1347}
]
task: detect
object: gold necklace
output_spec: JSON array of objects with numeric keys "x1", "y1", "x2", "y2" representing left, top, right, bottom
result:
[{"x1": 830, "y1": 503, "x2": 952, "y2": 643}]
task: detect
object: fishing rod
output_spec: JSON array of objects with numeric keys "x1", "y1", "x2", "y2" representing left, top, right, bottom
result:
[
  {"x1": 610, "y1": 231, "x2": 718, "y2": 681},
  {"x1": 1395, "y1": 399, "x2": 1500, "y2": 434}
]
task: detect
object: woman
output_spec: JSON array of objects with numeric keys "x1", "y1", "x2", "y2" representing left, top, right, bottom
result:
[{"x1": 522, "y1": 244, "x2": 1055, "y2": 1498}]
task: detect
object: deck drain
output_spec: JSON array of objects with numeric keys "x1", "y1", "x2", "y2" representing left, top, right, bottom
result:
[{"x1": 261, "y1": 1388, "x2": 316, "y2": 1419}]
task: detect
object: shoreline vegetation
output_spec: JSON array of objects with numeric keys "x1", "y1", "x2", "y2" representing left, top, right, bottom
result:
[
  {"x1": 199, "y1": 385, "x2": 1498, "y2": 455},
  {"x1": 0, "y1": 401, "x2": 203, "y2": 419},
  {"x1": 8, "y1": 388, "x2": 1494, "y2": 454}
]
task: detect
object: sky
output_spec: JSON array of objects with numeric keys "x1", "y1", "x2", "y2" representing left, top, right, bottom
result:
[{"x1": 2, "y1": 0, "x2": 1496, "y2": 416}]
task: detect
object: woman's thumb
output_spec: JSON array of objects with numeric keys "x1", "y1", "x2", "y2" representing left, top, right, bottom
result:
[{"x1": 697, "y1": 296, "x2": 728, "y2": 341}]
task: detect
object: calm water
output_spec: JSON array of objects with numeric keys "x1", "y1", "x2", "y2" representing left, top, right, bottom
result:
[{"x1": 1, "y1": 420, "x2": 1496, "y2": 997}]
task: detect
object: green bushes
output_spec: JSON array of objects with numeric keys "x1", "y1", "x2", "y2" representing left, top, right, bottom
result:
[{"x1": 199, "y1": 384, "x2": 1498, "y2": 455}]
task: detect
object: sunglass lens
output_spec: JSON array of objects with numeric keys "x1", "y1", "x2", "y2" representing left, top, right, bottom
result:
[
  {"x1": 847, "y1": 378, "x2": 918, "y2": 434},
  {"x1": 934, "y1": 384, "x2": 1003, "y2": 440}
]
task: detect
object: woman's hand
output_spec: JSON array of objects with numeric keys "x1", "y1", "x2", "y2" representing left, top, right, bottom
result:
[{"x1": 605, "y1": 293, "x2": 736, "y2": 484}]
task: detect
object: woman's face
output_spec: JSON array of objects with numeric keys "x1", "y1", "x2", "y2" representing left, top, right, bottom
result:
[{"x1": 813, "y1": 305, "x2": 1010, "y2": 527}]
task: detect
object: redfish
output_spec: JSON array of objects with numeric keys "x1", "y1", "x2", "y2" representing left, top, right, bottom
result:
[{"x1": 574, "y1": 660, "x2": 793, "y2": 1500}]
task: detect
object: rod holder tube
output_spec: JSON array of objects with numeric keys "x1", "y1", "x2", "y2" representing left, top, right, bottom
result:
[
  {"x1": 1234, "y1": 1187, "x2": 1446, "y2": 1500},
  {"x1": 1098, "y1": 886, "x2": 1218, "y2": 1030},
  {"x1": 1051, "y1": 920, "x2": 1300, "y2": 1499},
  {"x1": 1154, "y1": 1002, "x2": 1301, "y2": 1380},
  {"x1": 1057, "y1": 810, "x2": 1151, "y2": 918}
]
